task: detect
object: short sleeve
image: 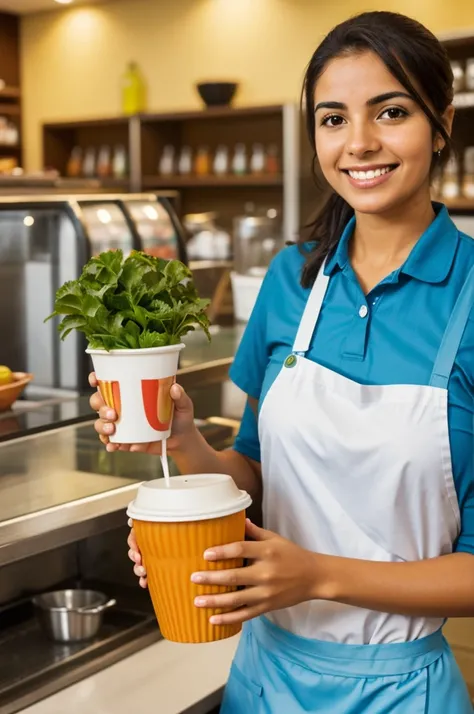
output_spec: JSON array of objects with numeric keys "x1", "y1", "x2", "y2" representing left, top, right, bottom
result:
[
  {"x1": 233, "y1": 400, "x2": 261, "y2": 463},
  {"x1": 228, "y1": 263, "x2": 275, "y2": 399}
]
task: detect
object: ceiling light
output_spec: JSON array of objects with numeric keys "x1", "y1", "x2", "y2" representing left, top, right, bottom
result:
[{"x1": 54, "y1": 0, "x2": 74, "y2": 5}]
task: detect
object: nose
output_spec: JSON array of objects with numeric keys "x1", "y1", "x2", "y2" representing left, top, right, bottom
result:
[{"x1": 346, "y1": 119, "x2": 380, "y2": 158}]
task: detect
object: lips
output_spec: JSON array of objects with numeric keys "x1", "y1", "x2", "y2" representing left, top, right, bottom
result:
[{"x1": 341, "y1": 163, "x2": 399, "y2": 189}]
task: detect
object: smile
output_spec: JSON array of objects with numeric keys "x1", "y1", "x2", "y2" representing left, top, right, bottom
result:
[{"x1": 341, "y1": 164, "x2": 399, "y2": 188}]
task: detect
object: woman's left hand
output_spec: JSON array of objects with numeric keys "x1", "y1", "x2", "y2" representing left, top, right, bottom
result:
[{"x1": 191, "y1": 519, "x2": 320, "y2": 626}]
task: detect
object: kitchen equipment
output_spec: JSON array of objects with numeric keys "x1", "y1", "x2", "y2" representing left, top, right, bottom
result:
[
  {"x1": 0, "y1": 372, "x2": 33, "y2": 411},
  {"x1": 32, "y1": 589, "x2": 116, "y2": 643},
  {"x1": 196, "y1": 81, "x2": 238, "y2": 107},
  {"x1": 232, "y1": 214, "x2": 282, "y2": 275},
  {"x1": 230, "y1": 268, "x2": 266, "y2": 322}
]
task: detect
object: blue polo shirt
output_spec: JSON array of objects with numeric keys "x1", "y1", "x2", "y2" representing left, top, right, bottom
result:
[{"x1": 229, "y1": 204, "x2": 474, "y2": 554}]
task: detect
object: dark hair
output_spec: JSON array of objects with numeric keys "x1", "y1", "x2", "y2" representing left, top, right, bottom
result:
[{"x1": 299, "y1": 11, "x2": 454, "y2": 287}]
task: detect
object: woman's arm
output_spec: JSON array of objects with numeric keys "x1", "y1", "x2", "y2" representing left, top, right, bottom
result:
[
  {"x1": 191, "y1": 525, "x2": 474, "y2": 625},
  {"x1": 318, "y1": 551, "x2": 474, "y2": 618},
  {"x1": 171, "y1": 427, "x2": 262, "y2": 503}
]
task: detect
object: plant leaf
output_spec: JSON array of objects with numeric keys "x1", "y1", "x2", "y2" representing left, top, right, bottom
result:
[{"x1": 138, "y1": 331, "x2": 170, "y2": 349}]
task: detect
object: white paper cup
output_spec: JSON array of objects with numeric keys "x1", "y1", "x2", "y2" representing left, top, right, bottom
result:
[
  {"x1": 87, "y1": 343, "x2": 185, "y2": 444},
  {"x1": 127, "y1": 474, "x2": 252, "y2": 643}
]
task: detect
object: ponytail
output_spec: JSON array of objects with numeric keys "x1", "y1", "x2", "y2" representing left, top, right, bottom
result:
[{"x1": 299, "y1": 192, "x2": 354, "y2": 288}]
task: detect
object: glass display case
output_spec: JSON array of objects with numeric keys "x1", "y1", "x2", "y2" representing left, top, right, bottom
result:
[{"x1": 0, "y1": 193, "x2": 187, "y2": 394}]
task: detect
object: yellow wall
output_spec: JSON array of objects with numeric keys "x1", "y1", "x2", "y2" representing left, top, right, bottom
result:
[{"x1": 21, "y1": 0, "x2": 474, "y2": 171}]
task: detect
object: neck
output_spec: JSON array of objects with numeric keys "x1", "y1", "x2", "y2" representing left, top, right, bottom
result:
[{"x1": 350, "y1": 190, "x2": 436, "y2": 269}]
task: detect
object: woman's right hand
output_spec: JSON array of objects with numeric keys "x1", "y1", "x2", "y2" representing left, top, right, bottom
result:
[
  {"x1": 89, "y1": 372, "x2": 196, "y2": 454},
  {"x1": 127, "y1": 520, "x2": 147, "y2": 589}
]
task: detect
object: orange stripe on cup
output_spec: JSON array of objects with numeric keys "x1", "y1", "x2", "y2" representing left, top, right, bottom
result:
[
  {"x1": 142, "y1": 376, "x2": 176, "y2": 432},
  {"x1": 98, "y1": 380, "x2": 121, "y2": 419}
]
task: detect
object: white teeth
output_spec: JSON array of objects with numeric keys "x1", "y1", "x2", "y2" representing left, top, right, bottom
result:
[{"x1": 348, "y1": 166, "x2": 393, "y2": 180}]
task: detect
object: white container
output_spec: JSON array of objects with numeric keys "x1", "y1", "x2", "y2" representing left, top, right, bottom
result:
[
  {"x1": 230, "y1": 270, "x2": 265, "y2": 322},
  {"x1": 86, "y1": 343, "x2": 185, "y2": 444},
  {"x1": 127, "y1": 473, "x2": 252, "y2": 523}
]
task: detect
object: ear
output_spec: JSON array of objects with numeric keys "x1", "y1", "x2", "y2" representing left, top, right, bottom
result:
[{"x1": 434, "y1": 104, "x2": 455, "y2": 151}]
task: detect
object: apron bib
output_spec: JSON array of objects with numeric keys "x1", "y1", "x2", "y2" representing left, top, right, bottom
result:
[{"x1": 221, "y1": 262, "x2": 474, "y2": 713}]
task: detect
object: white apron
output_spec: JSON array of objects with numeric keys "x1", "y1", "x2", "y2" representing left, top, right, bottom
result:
[{"x1": 258, "y1": 262, "x2": 474, "y2": 644}]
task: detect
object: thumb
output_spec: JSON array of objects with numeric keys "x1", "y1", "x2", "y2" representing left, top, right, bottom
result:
[
  {"x1": 170, "y1": 383, "x2": 193, "y2": 413},
  {"x1": 245, "y1": 518, "x2": 274, "y2": 541}
]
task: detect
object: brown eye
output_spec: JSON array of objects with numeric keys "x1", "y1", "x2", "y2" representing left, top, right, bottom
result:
[
  {"x1": 380, "y1": 107, "x2": 408, "y2": 120},
  {"x1": 322, "y1": 114, "x2": 345, "y2": 127}
]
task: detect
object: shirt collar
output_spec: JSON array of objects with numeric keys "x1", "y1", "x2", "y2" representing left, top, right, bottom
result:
[{"x1": 324, "y1": 202, "x2": 459, "y2": 284}]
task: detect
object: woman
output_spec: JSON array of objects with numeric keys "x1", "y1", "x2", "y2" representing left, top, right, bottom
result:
[{"x1": 91, "y1": 11, "x2": 474, "y2": 713}]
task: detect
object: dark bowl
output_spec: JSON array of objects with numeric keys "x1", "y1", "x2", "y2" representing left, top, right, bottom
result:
[{"x1": 196, "y1": 82, "x2": 238, "y2": 107}]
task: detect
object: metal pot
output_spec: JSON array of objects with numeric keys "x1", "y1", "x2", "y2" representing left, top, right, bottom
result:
[{"x1": 32, "y1": 589, "x2": 116, "y2": 643}]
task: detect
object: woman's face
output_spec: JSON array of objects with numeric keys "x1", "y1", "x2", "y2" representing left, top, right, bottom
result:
[{"x1": 313, "y1": 51, "x2": 447, "y2": 216}]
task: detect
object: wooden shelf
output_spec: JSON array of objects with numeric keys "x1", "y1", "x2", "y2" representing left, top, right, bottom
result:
[
  {"x1": 142, "y1": 174, "x2": 283, "y2": 188},
  {"x1": 0, "y1": 104, "x2": 20, "y2": 116},
  {"x1": 0, "y1": 86, "x2": 20, "y2": 99},
  {"x1": 44, "y1": 116, "x2": 130, "y2": 130},
  {"x1": 443, "y1": 197, "x2": 474, "y2": 211},
  {"x1": 0, "y1": 143, "x2": 20, "y2": 151},
  {"x1": 140, "y1": 105, "x2": 284, "y2": 123}
]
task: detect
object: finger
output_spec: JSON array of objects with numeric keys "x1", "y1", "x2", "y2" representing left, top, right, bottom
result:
[
  {"x1": 194, "y1": 586, "x2": 263, "y2": 611},
  {"x1": 106, "y1": 442, "x2": 120, "y2": 452},
  {"x1": 98, "y1": 405, "x2": 117, "y2": 421},
  {"x1": 245, "y1": 519, "x2": 274, "y2": 541},
  {"x1": 118, "y1": 444, "x2": 132, "y2": 451},
  {"x1": 99, "y1": 434, "x2": 109, "y2": 446},
  {"x1": 88, "y1": 372, "x2": 98, "y2": 388},
  {"x1": 130, "y1": 443, "x2": 156, "y2": 453},
  {"x1": 139, "y1": 577, "x2": 148, "y2": 589},
  {"x1": 170, "y1": 383, "x2": 193, "y2": 414},
  {"x1": 128, "y1": 548, "x2": 142, "y2": 565},
  {"x1": 89, "y1": 392, "x2": 104, "y2": 412},
  {"x1": 94, "y1": 419, "x2": 115, "y2": 437},
  {"x1": 127, "y1": 529, "x2": 140, "y2": 553},
  {"x1": 203, "y1": 540, "x2": 264, "y2": 562},
  {"x1": 210, "y1": 606, "x2": 264, "y2": 627},
  {"x1": 133, "y1": 563, "x2": 147, "y2": 578},
  {"x1": 191, "y1": 566, "x2": 257, "y2": 588}
]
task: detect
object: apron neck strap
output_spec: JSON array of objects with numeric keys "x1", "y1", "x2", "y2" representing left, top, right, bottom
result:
[
  {"x1": 292, "y1": 261, "x2": 330, "y2": 355},
  {"x1": 430, "y1": 263, "x2": 474, "y2": 389}
]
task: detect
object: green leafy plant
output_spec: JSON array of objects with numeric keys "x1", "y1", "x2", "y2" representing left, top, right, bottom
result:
[{"x1": 45, "y1": 250, "x2": 211, "y2": 351}]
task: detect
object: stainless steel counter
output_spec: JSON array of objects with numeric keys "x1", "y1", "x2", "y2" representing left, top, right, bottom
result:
[{"x1": 0, "y1": 325, "x2": 246, "y2": 567}]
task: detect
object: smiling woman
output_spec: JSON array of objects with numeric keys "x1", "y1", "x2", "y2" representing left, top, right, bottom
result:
[
  {"x1": 302, "y1": 12, "x2": 456, "y2": 290},
  {"x1": 93, "y1": 10, "x2": 474, "y2": 714}
]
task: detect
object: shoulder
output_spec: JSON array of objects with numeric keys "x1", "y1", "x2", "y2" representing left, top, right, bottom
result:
[
  {"x1": 455, "y1": 230, "x2": 474, "y2": 272},
  {"x1": 267, "y1": 243, "x2": 311, "y2": 287}
]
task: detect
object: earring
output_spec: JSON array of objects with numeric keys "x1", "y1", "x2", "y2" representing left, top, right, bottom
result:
[{"x1": 437, "y1": 149, "x2": 442, "y2": 157}]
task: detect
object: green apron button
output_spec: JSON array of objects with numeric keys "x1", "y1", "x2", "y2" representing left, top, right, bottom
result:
[{"x1": 284, "y1": 354, "x2": 297, "y2": 368}]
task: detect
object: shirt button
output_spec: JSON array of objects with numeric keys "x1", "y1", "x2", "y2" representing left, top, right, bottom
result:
[{"x1": 359, "y1": 305, "x2": 368, "y2": 318}]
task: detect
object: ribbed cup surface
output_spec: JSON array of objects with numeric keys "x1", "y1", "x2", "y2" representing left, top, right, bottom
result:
[{"x1": 133, "y1": 510, "x2": 245, "y2": 643}]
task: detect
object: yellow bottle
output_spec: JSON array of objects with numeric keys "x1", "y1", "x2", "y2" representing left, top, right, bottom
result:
[{"x1": 121, "y1": 61, "x2": 146, "y2": 115}]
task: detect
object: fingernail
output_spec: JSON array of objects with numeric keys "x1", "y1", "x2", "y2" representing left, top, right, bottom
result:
[
  {"x1": 210, "y1": 616, "x2": 222, "y2": 625},
  {"x1": 106, "y1": 410, "x2": 115, "y2": 420},
  {"x1": 136, "y1": 566, "x2": 145, "y2": 576},
  {"x1": 191, "y1": 573, "x2": 204, "y2": 584},
  {"x1": 194, "y1": 597, "x2": 207, "y2": 607},
  {"x1": 204, "y1": 550, "x2": 216, "y2": 560},
  {"x1": 170, "y1": 384, "x2": 181, "y2": 397},
  {"x1": 127, "y1": 518, "x2": 133, "y2": 527},
  {"x1": 104, "y1": 424, "x2": 113, "y2": 434}
]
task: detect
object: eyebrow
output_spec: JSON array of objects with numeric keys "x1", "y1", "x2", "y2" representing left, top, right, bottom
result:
[{"x1": 314, "y1": 91, "x2": 414, "y2": 113}]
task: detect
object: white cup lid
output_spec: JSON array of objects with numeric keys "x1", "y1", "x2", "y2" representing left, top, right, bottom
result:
[{"x1": 127, "y1": 473, "x2": 252, "y2": 522}]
